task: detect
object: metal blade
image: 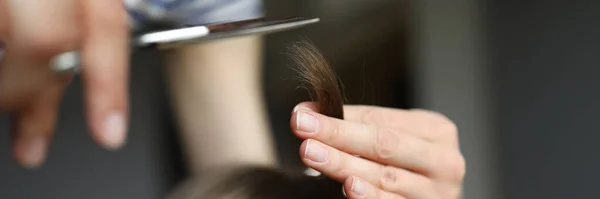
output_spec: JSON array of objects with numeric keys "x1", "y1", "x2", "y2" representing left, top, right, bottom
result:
[
  {"x1": 137, "y1": 16, "x2": 320, "y2": 48},
  {"x1": 51, "y1": 16, "x2": 320, "y2": 73}
]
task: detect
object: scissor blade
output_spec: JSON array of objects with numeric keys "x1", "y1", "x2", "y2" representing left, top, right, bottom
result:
[
  {"x1": 137, "y1": 16, "x2": 320, "y2": 49},
  {"x1": 51, "y1": 16, "x2": 320, "y2": 73}
]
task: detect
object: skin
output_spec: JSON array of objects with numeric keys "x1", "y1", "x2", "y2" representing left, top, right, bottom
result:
[
  {"x1": 0, "y1": 0, "x2": 129, "y2": 167},
  {"x1": 164, "y1": 35, "x2": 276, "y2": 173},
  {"x1": 0, "y1": 2, "x2": 465, "y2": 198},
  {"x1": 291, "y1": 102, "x2": 466, "y2": 199},
  {"x1": 0, "y1": 0, "x2": 276, "y2": 171}
]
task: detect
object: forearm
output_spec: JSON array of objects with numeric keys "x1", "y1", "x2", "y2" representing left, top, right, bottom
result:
[{"x1": 164, "y1": 35, "x2": 277, "y2": 174}]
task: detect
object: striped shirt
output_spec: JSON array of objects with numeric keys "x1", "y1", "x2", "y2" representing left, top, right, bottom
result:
[{"x1": 126, "y1": 0, "x2": 264, "y2": 30}]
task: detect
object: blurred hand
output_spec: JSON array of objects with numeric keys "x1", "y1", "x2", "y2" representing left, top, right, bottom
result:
[
  {"x1": 291, "y1": 102, "x2": 465, "y2": 199},
  {"x1": 0, "y1": 0, "x2": 129, "y2": 168}
]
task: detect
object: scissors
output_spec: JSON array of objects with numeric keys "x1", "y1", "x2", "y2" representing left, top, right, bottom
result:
[{"x1": 50, "y1": 16, "x2": 320, "y2": 73}]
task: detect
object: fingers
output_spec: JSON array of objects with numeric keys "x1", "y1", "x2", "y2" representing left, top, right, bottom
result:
[
  {"x1": 292, "y1": 108, "x2": 444, "y2": 175},
  {"x1": 11, "y1": 82, "x2": 64, "y2": 168},
  {"x1": 300, "y1": 139, "x2": 436, "y2": 199},
  {"x1": 343, "y1": 177, "x2": 406, "y2": 199},
  {"x1": 293, "y1": 103, "x2": 465, "y2": 198},
  {"x1": 0, "y1": 0, "x2": 77, "y2": 168},
  {"x1": 4, "y1": 0, "x2": 79, "y2": 56},
  {"x1": 0, "y1": 49, "x2": 70, "y2": 110},
  {"x1": 343, "y1": 105, "x2": 415, "y2": 130},
  {"x1": 0, "y1": 0, "x2": 77, "y2": 109},
  {"x1": 344, "y1": 105, "x2": 459, "y2": 146},
  {"x1": 294, "y1": 102, "x2": 460, "y2": 147},
  {"x1": 81, "y1": 0, "x2": 129, "y2": 149}
]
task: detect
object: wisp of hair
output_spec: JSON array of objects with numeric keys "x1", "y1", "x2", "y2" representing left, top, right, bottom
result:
[{"x1": 286, "y1": 40, "x2": 346, "y2": 119}]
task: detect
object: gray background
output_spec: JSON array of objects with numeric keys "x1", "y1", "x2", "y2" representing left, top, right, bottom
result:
[
  {"x1": 487, "y1": 0, "x2": 600, "y2": 198},
  {"x1": 1, "y1": 0, "x2": 599, "y2": 198},
  {"x1": 414, "y1": 0, "x2": 600, "y2": 198}
]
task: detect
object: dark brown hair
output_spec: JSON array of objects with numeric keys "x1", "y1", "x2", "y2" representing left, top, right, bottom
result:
[
  {"x1": 168, "y1": 166, "x2": 345, "y2": 199},
  {"x1": 168, "y1": 40, "x2": 346, "y2": 199},
  {"x1": 287, "y1": 40, "x2": 346, "y2": 119}
]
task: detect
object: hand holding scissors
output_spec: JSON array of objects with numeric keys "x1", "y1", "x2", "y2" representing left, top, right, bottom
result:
[
  {"x1": 0, "y1": 0, "x2": 129, "y2": 168},
  {"x1": 0, "y1": 0, "x2": 317, "y2": 168}
]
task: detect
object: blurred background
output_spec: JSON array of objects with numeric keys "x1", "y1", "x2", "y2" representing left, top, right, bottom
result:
[{"x1": 0, "y1": 0, "x2": 599, "y2": 198}]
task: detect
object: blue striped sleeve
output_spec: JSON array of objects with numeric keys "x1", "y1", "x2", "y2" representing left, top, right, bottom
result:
[
  {"x1": 126, "y1": 0, "x2": 264, "y2": 29},
  {"x1": 0, "y1": 0, "x2": 265, "y2": 59},
  {"x1": 170, "y1": 0, "x2": 265, "y2": 25}
]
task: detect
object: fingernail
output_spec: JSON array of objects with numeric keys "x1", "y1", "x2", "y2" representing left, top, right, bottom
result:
[
  {"x1": 293, "y1": 105, "x2": 311, "y2": 113},
  {"x1": 293, "y1": 106, "x2": 303, "y2": 113},
  {"x1": 304, "y1": 140, "x2": 328, "y2": 163},
  {"x1": 18, "y1": 137, "x2": 47, "y2": 168},
  {"x1": 303, "y1": 167, "x2": 322, "y2": 177},
  {"x1": 351, "y1": 177, "x2": 366, "y2": 196},
  {"x1": 296, "y1": 110, "x2": 319, "y2": 133},
  {"x1": 103, "y1": 112, "x2": 126, "y2": 150}
]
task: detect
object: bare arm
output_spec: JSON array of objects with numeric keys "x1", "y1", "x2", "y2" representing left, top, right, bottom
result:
[{"x1": 164, "y1": 35, "x2": 277, "y2": 174}]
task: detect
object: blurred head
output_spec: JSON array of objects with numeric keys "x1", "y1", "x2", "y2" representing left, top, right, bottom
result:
[{"x1": 167, "y1": 166, "x2": 346, "y2": 199}]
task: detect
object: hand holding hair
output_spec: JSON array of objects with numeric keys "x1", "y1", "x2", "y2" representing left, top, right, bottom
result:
[
  {"x1": 166, "y1": 40, "x2": 465, "y2": 199},
  {"x1": 289, "y1": 41, "x2": 465, "y2": 199}
]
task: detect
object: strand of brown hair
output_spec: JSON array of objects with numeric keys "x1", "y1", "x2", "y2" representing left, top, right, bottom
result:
[{"x1": 287, "y1": 40, "x2": 345, "y2": 120}]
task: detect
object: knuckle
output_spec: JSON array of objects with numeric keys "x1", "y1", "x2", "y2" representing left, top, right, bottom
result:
[
  {"x1": 328, "y1": 120, "x2": 345, "y2": 143},
  {"x1": 372, "y1": 186, "x2": 383, "y2": 199},
  {"x1": 412, "y1": 109, "x2": 459, "y2": 139},
  {"x1": 450, "y1": 153, "x2": 467, "y2": 181},
  {"x1": 85, "y1": 75, "x2": 111, "y2": 93},
  {"x1": 361, "y1": 106, "x2": 395, "y2": 126},
  {"x1": 379, "y1": 165, "x2": 434, "y2": 197},
  {"x1": 379, "y1": 165, "x2": 399, "y2": 189},
  {"x1": 84, "y1": 77, "x2": 126, "y2": 109},
  {"x1": 438, "y1": 119, "x2": 459, "y2": 138},
  {"x1": 374, "y1": 127, "x2": 398, "y2": 160},
  {"x1": 329, "y1": 151, "x2": 351, "y2": 177},
  {"x1": 437, "y1": 151, "x2": 467, "y2": 182}
]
